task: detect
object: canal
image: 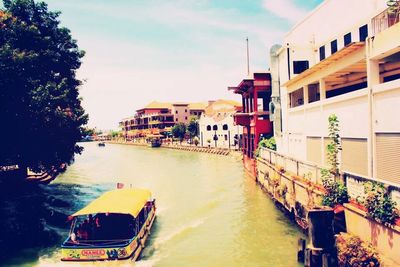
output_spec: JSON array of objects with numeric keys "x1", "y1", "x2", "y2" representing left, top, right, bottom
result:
[{"x1": 3, "y1": 142, "x2": 305, "y2": 267}]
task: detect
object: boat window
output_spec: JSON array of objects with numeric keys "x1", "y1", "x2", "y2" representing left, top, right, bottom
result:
[
  {"x1": 206, "y1": 125, "x2": 211, "y2": 131},
  {"x1": 69, "y1": 213, "x2": 136, "y2": 244}
]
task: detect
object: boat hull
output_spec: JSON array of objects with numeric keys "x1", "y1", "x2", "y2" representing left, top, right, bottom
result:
[{"x1": 61, "y1": 206, "x2": 156, "y2": 262}]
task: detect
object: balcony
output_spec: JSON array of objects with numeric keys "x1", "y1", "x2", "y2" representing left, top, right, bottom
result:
[
  {"x1": 372, "y1": 6, "x2": 400, "y2": 35},
  {"x1": 233, "y1": 113, "x2": 251, "y2": 126}
]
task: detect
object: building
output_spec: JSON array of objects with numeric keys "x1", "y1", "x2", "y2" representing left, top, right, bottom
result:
[
  {"x1": 119, "y1": 101, "x2": 206, "y2": 138},
  {"x1": 267, "y1": 0, "x2": 400, "y2": 263},
  {"x1": 198, "y1": 100, "x2": 242, "y2": 149},
  {"x1": 228, "y1": 72, "x2": 274, "y2": 175}
]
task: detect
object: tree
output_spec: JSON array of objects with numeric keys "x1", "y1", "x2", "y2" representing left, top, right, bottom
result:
[
  {"x1": 0, "y1": 0, "x2": 87, "y2": 175},
  {"x1": 171, "y1": 123, "x2": 186, "y2": 143},
  {"x1": 187, "y1": 117, "x2": 199, "y2": 141}
]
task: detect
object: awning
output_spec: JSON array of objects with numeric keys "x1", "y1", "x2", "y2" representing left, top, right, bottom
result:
[
  {"x1": 283, "y1": 42, "x2": 365, "y2": 88},
  {"x1": 71, "y1": 188, "x2": 152, "y2": 218}
]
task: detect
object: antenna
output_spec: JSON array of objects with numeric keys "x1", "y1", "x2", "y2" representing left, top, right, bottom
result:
[{"x1": 246, "y1": 37, "x2": 250, "y2": 76}]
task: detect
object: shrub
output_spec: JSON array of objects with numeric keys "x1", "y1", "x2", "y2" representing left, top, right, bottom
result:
[
  {"x1": 321, "y1": 178, "x2": 348, "y2": 207},
  {"x1": 336, "y1": 233, "x2": 380, "y2": 267},
  {"x1": 363, "y1": 182, "x2": 399, "y2": 226}
]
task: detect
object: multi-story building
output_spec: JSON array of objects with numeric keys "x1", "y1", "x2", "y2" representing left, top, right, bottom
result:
[
  {"x1": 119, "y1": 101, "x2": 206, "y2": 138},
  {"x1": 228, "y1": 72, "x2": 273, "y2": 175},
  {"x1": 267, "y1": 0, "x2": 400, "y2": 263},
  {"x1": 198, "y1": 100, "x2": 242, "y2": 149}
]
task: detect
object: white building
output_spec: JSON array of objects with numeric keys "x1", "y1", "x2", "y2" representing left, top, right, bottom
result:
[
  {"x1": 198, "y1": 100, "x2": 242, "y2": 149},
  {"x1": 270, "y1": 0, "x2": 400, "y2": 186},
  {"x1": 268, "y1": 0, "x2": 400, "y2": 263}
]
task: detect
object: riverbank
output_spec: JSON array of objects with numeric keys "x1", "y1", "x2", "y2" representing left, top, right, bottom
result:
[{"x1": 107, "y1": 140, "x2": 242, "y2": 157}]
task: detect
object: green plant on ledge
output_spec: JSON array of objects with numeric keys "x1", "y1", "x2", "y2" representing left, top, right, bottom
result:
[
  {"x1": 362, "y1": 181, "x2": 399, "y2": 226},
  {"x1": 255, "y1": 136, "x2": 276, "y2": 157},
  {"x1": 321, "y1": 114, "x2": 349, "y2": 207}
]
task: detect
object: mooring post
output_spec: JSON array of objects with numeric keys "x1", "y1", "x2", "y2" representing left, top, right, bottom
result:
[{"x1": 303, "y1": 207, "x2": 338, "y2": 267}]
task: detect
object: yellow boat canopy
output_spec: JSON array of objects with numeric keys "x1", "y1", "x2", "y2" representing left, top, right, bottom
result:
[{"x1": 71, "y1": 188, "x2": 152, "y2": 218}]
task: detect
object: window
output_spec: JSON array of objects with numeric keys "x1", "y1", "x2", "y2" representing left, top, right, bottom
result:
[
  {"x1": 293, "y1": 61, "x2": 309, "y2": 74},
  {"x1": 175, "y1": 118, "x2": 178, "y2": 121},
  {"x1": 308, "y1": 83, "x2": 320, "y2": 103},
  {"x1": 206, "y1": 125, "x2": 211, "y2": 131},
  {"x1": 185, "y1": 116, "x2": 187, "y2": 120},
  {"x1": 175, "y1": 110, "x2": 178, "y2": 114},
  {"x1": 224, "y1": 135, "x2": 228, "y2": 141},
  {"x1": 330, "y1": 40, "x2": 338, "y2": 54},
  {"x1": 319, "y1": 46, "x2": 325, "y2": 61},
  {"x1": 223, "y1": 124, "x2": 228, "y2": 130},
  {"x1": 185, "y1": 109, "x2": 187, "y2": 112},
  {"x1": 213, "y1": 125, "x2": 218, "y2": 131},
  {"x1": 359, "y1": 24, "x2": 368, "y2": 42},
  {"x1": 289, "y1": 88, "x2": 304, "y2": 108},
  {"x1": 344, "y1": 32, "x2": 352, "y2": 46}
]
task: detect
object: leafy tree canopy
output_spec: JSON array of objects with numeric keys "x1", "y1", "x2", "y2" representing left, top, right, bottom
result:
[
  {"x1": 171, "y1": 123, "x2": 186, "y2": 141},
  {"x1": 0, "y1": 0, "x2": 87, "y2": 173},
  {"x1": 187, "y1": 117, "x2": 199, "y2": 138}
]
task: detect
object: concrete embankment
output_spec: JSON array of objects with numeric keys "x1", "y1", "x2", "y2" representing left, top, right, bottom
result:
[{"x1": 107, "y1": 141, "x2": 236, "y2": 156}]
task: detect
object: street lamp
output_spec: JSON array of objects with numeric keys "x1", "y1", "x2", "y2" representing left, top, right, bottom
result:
[{"x1": 213, "y1": 131, "x2": 218, "y2": 148}]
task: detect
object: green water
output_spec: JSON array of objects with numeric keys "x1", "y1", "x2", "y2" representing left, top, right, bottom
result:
[{"x1": 7, "y1": 142, "x2": 304, "y2": 267}]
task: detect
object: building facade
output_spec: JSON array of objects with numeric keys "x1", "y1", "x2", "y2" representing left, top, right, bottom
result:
[
  {"x1": 228, "y1": 72, "x2": 274, "y2": 175},
  {"x1": 120, "y1": 101, "x2": 206, "y2": 138},
  {"x1": 198, "y1": 100, "x2": 242, "y2": 150},
  {"x1": 266, "y1": 0, "x2": 400, "y2": 263}
]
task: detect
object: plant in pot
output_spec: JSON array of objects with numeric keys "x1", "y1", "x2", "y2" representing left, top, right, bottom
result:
[{"x1": 362, "y1": 181, "x2": 399, "y2": 226}]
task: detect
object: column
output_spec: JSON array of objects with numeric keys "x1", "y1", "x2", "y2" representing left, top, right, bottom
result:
[
  {"x1": 319, "y1": 79, "x2": 326, "y2": 100},
  {"x1": 367, "y1": 55, "x2": 380, "y2": 179},
  {"x1": 303, "y1": 84, "x2": 309, "y2": 105}
]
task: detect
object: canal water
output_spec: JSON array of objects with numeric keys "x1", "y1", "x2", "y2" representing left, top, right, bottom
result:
[{"x1": 2, "y1": 142, "x2": 305, "y2": 267}]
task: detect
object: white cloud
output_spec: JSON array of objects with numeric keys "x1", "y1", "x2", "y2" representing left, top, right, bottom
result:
[
  {"x1": 262, "y1": 0, "x2": 308, "y2": 24},
  {"x1": 46, "y1": 0, "x2": 288, "y2": 129}
]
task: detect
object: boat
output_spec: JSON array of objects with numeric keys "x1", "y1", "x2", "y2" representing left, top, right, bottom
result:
[
  {"x1": 98, "y1": 142, "x2": 106, "y2": 147},
  {"x1": 61, "y1": 188, "x2": 156, "y2": 262},
  {"x1": 146, "y1": 134, "x2": 163, "y2": 148}
]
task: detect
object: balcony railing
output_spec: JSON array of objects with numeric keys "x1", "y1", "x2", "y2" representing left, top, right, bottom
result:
[{"x1": 372, "y1": 6, "x2": 400, "y2": 35}]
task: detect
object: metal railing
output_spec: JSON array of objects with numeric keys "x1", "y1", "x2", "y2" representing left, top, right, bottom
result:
[
  {"x1": 258, "y1": 147, "x2": 324, "y2": 185},
  {"x1": 372, "y1": 6, "x2": 400, "y2": 35}
]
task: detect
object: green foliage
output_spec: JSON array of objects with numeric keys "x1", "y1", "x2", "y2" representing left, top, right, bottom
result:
[
  {"x1": 171, "y1": 123, "x2": 186, "y2": 141},
  {"x1": 321, "y1": 177, "x2": 348, "y2": 207},
  {"x1": 187, "y1": 118, "x2": 199, "y2": 138},
  {"x1": 255, "y1": 137, "x2": 276, "y2": 157},
  {"x1": 337, "y1": 233, "x2": 381, "y2": 267},
  {"x1": 327, "y1": 114, "x2": 341, "y2": 177},
  {"x1": 321, "y1": 114, "x2": 348, "y2": 207},
  {"x1": 0, "y1": 0, "x2": 87, "y2": 172},
  {"x1": 362, "y1": 182, "x2": 399, "y2": 226}
]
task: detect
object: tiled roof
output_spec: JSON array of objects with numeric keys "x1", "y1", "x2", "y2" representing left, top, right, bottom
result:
[{"x1": 204, "y1": 99, "x2": 241, "y2": 121}]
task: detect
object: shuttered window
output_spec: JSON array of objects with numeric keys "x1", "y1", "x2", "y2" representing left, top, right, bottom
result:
[
  {"x1": 341, "y1": 138, "x2": 368, "y2": 176},
  {"x1": 307, "y1": 137, "x2": 322, "y2": 165},
  {"x1": 376, "y1": 133, "x2": 400, "y2": 184}
]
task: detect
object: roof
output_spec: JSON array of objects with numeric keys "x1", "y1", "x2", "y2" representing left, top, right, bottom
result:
[
  {"x1": 143, "y1": 101, "x2": 172, "y2": 109},
  {"x1": 283, "y1": 42, "x2": 365, "y2": 88},
  {"x1": 71, "y1": 188, "x2": 152, "y2": 218},
  {"x1": 203, "y1": 99, "x2": 241, "y2": 122},
  {"x1": 188, "y1": 102, "x2": 207, "y2": 110}
]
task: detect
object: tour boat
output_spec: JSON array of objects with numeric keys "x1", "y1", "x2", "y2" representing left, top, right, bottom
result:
[
  {"x1": 146, "y1": 134, "x2": 163, "y2": 148},
  {"x1": 98, "y1": 142, "x2": 106, "y2": 147},
  {"x1": 61, "y1": 188, "x2": 156, "y2": 262}
]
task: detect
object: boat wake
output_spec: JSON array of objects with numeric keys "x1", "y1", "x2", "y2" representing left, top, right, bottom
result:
[{"x1": 153, "y1": 217, "x2": 207, "y2": 248}]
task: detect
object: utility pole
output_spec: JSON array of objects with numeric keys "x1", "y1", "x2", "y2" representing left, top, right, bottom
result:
[{"x1": 246, "y1": 37, "x2": 250, "y2": 76}]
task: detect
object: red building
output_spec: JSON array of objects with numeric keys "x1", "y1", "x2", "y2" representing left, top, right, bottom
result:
[{"x1": 229, "y1": 72, "x2": 273, "y2": 176}]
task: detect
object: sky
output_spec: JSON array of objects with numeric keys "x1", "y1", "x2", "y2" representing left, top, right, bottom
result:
[{"x1": 43, "y1": 0, "x2": 324, "y2": 130}]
